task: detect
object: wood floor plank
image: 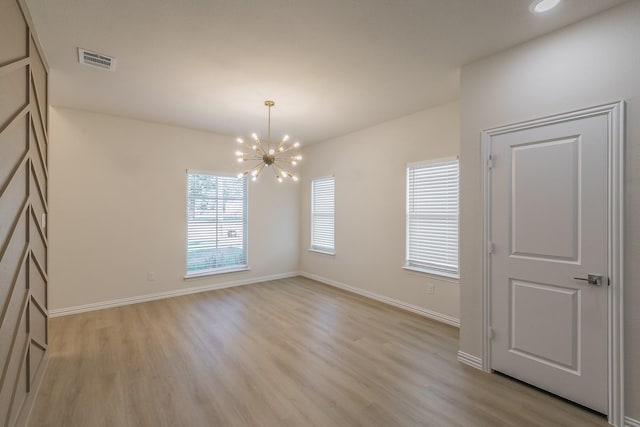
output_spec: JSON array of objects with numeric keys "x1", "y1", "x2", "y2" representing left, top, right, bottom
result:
[{"x1": 28, "y1": 277, "x2": 609, "y2": 426}]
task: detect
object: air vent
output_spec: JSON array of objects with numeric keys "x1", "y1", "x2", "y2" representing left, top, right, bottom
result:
[{"x1": 78, "y1": 48, "x2": 116, "y2": 71}]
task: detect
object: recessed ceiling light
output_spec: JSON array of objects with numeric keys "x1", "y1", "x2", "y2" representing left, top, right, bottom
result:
[{"x1": 530, "y1": 0, "x2": 561, "y2": 14}]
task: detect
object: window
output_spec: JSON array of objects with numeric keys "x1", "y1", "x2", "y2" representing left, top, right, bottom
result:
[
  {"x1": 186, "y1": 172, "x2": 248, "y2": 276},
  {"x1": 406, "y1": 158, "x2": 459, "y2": 278},
  {"x1": 310, "y1": 176, "x2": 335, "y2": 254}
]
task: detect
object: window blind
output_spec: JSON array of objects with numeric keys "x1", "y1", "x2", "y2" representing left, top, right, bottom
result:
[
  {"x1": 186, "y1": 172, "x2": 248, "y2": 275},
  {"x1": 406, "y1": 159, "x2": 459, "y2": 278},
  {"x1": 311, "y1": 177, "x2": 335, "y2": 253}
]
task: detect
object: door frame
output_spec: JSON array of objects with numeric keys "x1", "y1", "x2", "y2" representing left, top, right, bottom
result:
[{"x1": 480, "y1": 101, "x2": 625, "y2": 426}]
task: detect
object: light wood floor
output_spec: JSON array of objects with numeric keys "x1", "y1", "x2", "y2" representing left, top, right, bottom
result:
[{"x1": 29, "y1": 277, "x2": 609, "y2": 427}]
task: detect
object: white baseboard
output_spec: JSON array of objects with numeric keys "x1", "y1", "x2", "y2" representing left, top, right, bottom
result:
[
  {"x1": 300, "y1": 271, "x2": 460, "y2": 328},
  {"x1": 49, "y1": 272, "x2": 299, "y2": 317},
  {"x1": 457, "y1": 351, "x2": 483, "y2": 370},
  {"x1": 626, "y1": 416, "x2": 640, "y2": 427}
]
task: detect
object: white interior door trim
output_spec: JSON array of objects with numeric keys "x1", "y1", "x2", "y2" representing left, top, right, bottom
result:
[{"x1": 480, "y1": 101, "x2": 625, "y2": 426}]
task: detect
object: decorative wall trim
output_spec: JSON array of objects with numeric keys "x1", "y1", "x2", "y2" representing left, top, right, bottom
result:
[
  {"x1": 17, "y1": 354, "x2": 48, "y2": 427},
  {"x1": 49, "y1": 272, "x2": 299, "y2": 317},
  {"x1": 300, "y1": 271, "x2": 460, "y2": 328},
  {"x1": 1, "y1": 2, "x2": 50, "y2": 423},
  {"x1": 0, "y1": 57, "x2": 29, "y2": 78},
  {"x1": 626, "y1": 416, "x2": 640, "y2": 427},
  {"x1": 457, "y1": 351, "x2": 483, "y2": 370}
]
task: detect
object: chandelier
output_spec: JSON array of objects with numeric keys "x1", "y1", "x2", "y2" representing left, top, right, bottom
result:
[{"x1": 235, "y1": 100, "x2": 302, "y2": 182}]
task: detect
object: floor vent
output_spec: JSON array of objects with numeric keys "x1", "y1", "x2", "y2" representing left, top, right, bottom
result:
[{"x1": 78, "y1": 48, "x2": 116, "y2": 71}]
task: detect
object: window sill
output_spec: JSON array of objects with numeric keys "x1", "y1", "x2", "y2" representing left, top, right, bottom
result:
[
  {"x1": 402, "y1": 265, "x2": 459, "y2": 283},
  {"x1": 184, "y1": 266, "x2": 249, "y2": 280},
  {"x1": 308, "y1": 248, "x2": 335, "y2": 256}
]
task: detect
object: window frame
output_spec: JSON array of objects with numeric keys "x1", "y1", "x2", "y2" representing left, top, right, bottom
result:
[
  {"x1": 310, "y1": 175, "x2": 335, "y2": 255},
  {"x1": 404, "y1": 157, "x2": 459, "y2": 280},
  {"x1": 185, "y1": 170, "x2": 249, "y2": 278}
]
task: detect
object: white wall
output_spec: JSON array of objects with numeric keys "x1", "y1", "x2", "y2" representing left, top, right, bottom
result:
[
  {"x1": 459, "y1": 1, "x2": 640, "y2": 420},
  {"x1": 299, "y1": 101, "x2": 460, "y2": 323},
  {"x1": 49, "y1": 107, "x2": 299, "y2": 311}
]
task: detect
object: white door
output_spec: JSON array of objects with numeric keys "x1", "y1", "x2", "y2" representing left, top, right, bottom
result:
[{"x1": 489, "y1": 113, "x2": 608, "y2": 413}]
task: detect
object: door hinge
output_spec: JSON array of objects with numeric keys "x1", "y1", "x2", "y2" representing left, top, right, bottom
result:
[
  {"x1": 487, "y1": 155, "x2": 495, "y2": 169},
  {"x1": 488, "y1": 241, "x2": 495, "y2": 254},
  {"x1": 488, "y1": 326, "x2": 494, "y2": 340}
]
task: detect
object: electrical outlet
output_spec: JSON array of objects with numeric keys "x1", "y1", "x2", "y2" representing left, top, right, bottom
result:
[
  {"x1": 147, "y1": 272, "x2": 156, "y2": 282},
  {"x1": 426, "y1": 283, "x2": 435, "y2": 295}
]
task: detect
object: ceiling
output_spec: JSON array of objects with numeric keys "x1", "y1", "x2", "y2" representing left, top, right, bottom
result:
[{"x1": 25, "y1": 0, "x2": 627, "y2": 144}]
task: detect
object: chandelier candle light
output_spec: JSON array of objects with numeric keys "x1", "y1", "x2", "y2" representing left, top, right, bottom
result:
[{"x1": 235, "y1": 100, "x2": 302, "y2": 183}]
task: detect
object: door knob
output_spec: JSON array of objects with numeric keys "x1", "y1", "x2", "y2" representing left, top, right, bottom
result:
[{"x1": 573, "y1": 274, "x2": 602, "y2": 286}]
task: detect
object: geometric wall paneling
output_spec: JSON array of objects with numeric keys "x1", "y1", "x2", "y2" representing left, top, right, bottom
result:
[
  {"x1": 29, "y1": 207, "x2": 47, "y2": 272},
  {"x1": 0, "y1": 0, "x2": 49, "y2": 424},
  {"x1": 7, "y1": 334, "x2": 29, "y2": 427},
  {"x1": 29, "y1": 78, "x2": 47, "y2": 153},
  {"x1": 28, "y1": 296, "x2": 47, "y2": 349},
  {"x1": 0, "y1": 162, "x2": 28, "y2": 257},
  {"x1": 0, "y1": 256, "x2": 27, "y2": 378},
  {"x1": 0, "y1": 67, "x2": 28, "y2": 130},
  {"x1": 29, "y1": 167, "x2": 46, "y2": 229},
  {"x1": 29, "y1": 165, "x2": 47, "y2": 240},
  {"x1": 0, "y1": 0, "x2": 28, "y2": 65},
  {"x1": 0, "y1": 210, "x2": 28, "y2": 318},
  {"x1": 28, "y1": 253, "x2": 47, "y2": 309},
  {"x1": 0, "y1": 114, "x2": 28, "y2": 189},
  {"x1": 28, "y1": 340, "x2": 46, "y2": 390},
  {"x1": 0, "y1": 292, "x2": 28, "y2": 425},
  {"x1": 30, "y1": 119, "x2": 47, "y2": 200},
  {"x1": 29, "y1": 37, "x2": 47, "y2": 121}
]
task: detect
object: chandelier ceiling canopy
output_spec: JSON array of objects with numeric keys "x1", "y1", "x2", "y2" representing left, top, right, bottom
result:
[{"x1": 236, "y1": 100, "x2": 302, "y2": 183}]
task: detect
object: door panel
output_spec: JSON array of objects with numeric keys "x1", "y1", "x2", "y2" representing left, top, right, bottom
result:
[
  {"x1": 490, "y1": 114, "x2": 608, "y2": 413},
  {"x1": 511, "y1": 137, "x2": 579, "y2": 261},
  {"x1": 510, "y1": 280, "x2": 579, "y2": 372}
]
